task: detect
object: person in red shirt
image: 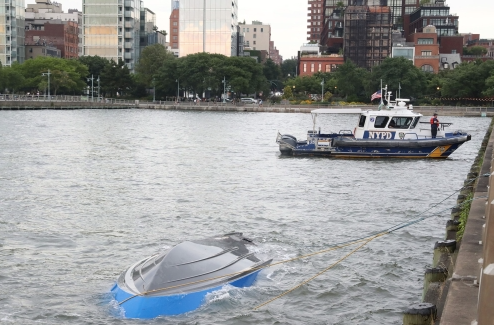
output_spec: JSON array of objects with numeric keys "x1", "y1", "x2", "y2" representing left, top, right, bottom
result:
[{"x1": 430, "y1": 113, "x2": 440, "y2": 138}]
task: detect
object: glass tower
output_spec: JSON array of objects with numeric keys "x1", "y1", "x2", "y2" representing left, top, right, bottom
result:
[
  {"x1": 82, "y1": 0, "x2": 140, "y2": 71},
  {"x1": 0, "y1": 0, "x2": 25, "y2": 66},
  {"x1": 179, "y1": 0, "x2": 238, "y2": 57}
]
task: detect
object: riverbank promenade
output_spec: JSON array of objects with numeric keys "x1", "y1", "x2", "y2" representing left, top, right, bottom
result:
[{"x1": 1, "y1": 98, "x2": 494, "y2": 117}]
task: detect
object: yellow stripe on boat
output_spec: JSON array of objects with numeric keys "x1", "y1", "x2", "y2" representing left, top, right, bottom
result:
[{"x1": 428, "y1": 145, "x2": 452, "y2": 158}]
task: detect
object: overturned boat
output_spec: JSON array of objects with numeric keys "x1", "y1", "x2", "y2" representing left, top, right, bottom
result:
[
  {"x1": 276, "y1": 92, "x2": 471, "y2": 159},
  {"x1": 111, "y1": 232, "x2": 272, "y2": 319}
]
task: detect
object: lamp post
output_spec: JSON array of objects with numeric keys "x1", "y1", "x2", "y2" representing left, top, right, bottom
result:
[
  {"x1": 176, "y1": 79, "x2": 180, "y2": 103},
  {"x1": 222, "y1": 76, "x2": 226, "y2": 102},
  {"x1": 97, "y1": 76, "x2": 100, "y2": 101},
  {"x1": 321, "y1": 78, "x2": 325, "y2": 102},
  {"x1": 87, "y1": 74, "x2": 94, "y2": 102},
  {"x1": 41, "y1": 69, "x2": 51, "y2": 100},
  {"x1": 153, "y1": 78, "x2": 156, "y2": 102}
]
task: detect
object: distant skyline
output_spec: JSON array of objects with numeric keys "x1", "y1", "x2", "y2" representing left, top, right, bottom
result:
[{"x1": 34, "y1": 0, "x2": 494, "y2": 59}]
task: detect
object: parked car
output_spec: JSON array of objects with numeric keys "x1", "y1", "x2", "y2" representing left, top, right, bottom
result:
[{"x1": 241, "y1": 98, "x2": 257, "y2": 104}]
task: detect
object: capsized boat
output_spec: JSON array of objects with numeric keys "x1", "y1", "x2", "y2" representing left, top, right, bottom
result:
[
  {"x1": 111, "y1": 232, "x2": 272, "y2": 319},
  {"x1": 276, "y1": 91, "x2": 471, "y2": 159}
]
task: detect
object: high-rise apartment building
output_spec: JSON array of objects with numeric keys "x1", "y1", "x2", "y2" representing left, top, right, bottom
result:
[
  {"x1": 241, "y1": 21, "x2": 270, "y2": 52},
  {"x1": 344, "y1": 5, "x2": 392, "y2": 69},
  {"x1": 169, "y1": 0, "x2": 179, "y2": 55},
  {"x1": 82, "y1": 0, "x2": 140, "y2": 71},
  {"x1": 0, "y1": 0, "x2": 25, "y2": 66},
  {"x1": 178, "y1": 0, "x2": 238, "y2": 57},
  {"x1": 307, "y1": 0, "x2": 324, "y2": 43}
]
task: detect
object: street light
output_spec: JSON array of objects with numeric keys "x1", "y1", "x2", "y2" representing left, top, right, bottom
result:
[
  {"x1": 176, "y1": 79, "x2": 180, "y2": 103},
  {"x1": 153, "y1": 78, "x2": 156, "y2": 102},
  {"x1": 321, "y1": 78, "x2": 325, "y2": 102},
  {"x1": 97, "y1": 76, "x2": 100, "y2": 101},
  {"x1": 222, "y1": 76, "x2": 226, "y2": 102},
  {"x1": 87, "y1": 74, "x2": 95, "y2": 102},
  {"x1": 41, "y1": 69, "x2": 51, "y2": 100}
]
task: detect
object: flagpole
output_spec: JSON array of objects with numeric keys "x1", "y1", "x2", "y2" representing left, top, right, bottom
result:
[
  {"x1": 399, "y1": 82, "x2": 401, "y2": 98},
  {"x1": 380, "y1": 79, "x2": 384, "y2": 105}
]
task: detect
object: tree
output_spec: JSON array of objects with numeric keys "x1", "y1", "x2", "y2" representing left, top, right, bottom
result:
[
  {"x1": 282, "y1": 86, "x2": 293, "y2": 99},
  {"x1": 100, "y1": 59, "x2": 134, "y2": 97},
  {"x1": 13, "y1": 57, "x2": 87, "y2": 95},
  {"x1": 334, "y1": 60, "x2": 369, "y2": 100},
  {"x1": 2, "y1": 67, "x2": 25, "y2": 94},
  {"x1": 463, "y1": 46, "x2": 487, "y2": 56},
  {"x1": 263, "y1": 58, "x2": 282, "y2": 83},
  {"x1": 135, "y1": 44, "x2": 175, "y2": 87},
  {"x1": 442, "y1": 60, "x2": 494, "y2": 98},
  {"x1": 369, "y1": 57, "x2": 426, "y2": 100},
  {"x1": 281, "y1": 59, "x2": 298, "y2": 79},
  {"x1": 78, "y1": 55, "x2": 109, "y2": 79}
]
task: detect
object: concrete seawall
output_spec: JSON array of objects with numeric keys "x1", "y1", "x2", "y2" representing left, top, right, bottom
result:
[
  {"x1": 402, "y1": 118, "x2": 494, "y2": 325},
  {"x1": 2, "y1": 100, "x2": 493, "y2": 117}
]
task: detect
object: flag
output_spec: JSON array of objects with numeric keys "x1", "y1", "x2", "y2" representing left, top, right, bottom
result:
[{"x1": 371, "y1": 90, "x2": 382, "y2": 101}]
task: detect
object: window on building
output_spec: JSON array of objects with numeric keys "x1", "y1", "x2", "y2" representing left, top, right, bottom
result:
[
  {"x1": 421, "y1": 64, "x2": 434, "y2": 73},
  {"x1": 303, "y1": 63, "x2": 307, "y2": 72},
  {"x1": 253, "y1": 34, "x2": 256, "y2": 38},
  {"x1": 421, "y1": 50, "x2": 432, "y2": 56},
  {"x1": 311, "y1": 63, "x2": 314, "y2": 72},
  {"x1": 253, "y1": 41, "x2": 256, "y2": 45},
  {"x1": 173, "y1": 22, "x2": 177, "y2": 26},
  {"x1": 418, "y1": 38, "x2": 433, "y2": 45},
  {"x1": 261, "y1": 28, "x2": 263, "y2": 32},
  {"x1": 325, "y1": 64, "x2": 330, "y2": 72},
  {"x1": 318, "y1": 63, "x2": 321, "y2": 71}
]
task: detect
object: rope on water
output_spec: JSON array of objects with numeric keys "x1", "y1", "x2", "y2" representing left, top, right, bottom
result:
[{"x1": 119, "y1": 174, "x2": 490, "y2": 307}]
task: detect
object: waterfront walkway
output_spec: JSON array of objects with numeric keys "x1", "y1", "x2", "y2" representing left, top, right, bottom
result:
[{"x1": 1, "y1": 99, "x2": 493, "y2": 117}]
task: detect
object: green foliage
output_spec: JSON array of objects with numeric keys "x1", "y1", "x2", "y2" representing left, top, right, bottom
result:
[
  {"x1": 457, "y1": 192, "x2": 473, "y2": 240},
  {"x1": 324, "y1": 91, "x2": 333, "y2": 102},
  {"x1": 442, "y1": 60, "x2": 494, "y2": 98},
  {"x1": 282, "y1": 86, "x2": 293, "y2": 99},
  {"x1": 463, "y1": 46, "x2": 488, "y2": 56},
  {"x1": 281, "y1": 59, "x2": 298, "y2": 79},
  {"x1": 100, "y1": 59, "x2": 134, "y2": 97},
  {"x1": 135, "y1": 44, "x2": 175, "y2": 87},
  {"x1": 334, "y1": 60, "x2": 369, "y2": 100},
  {"x1": 369, "y1": 57, "x2": 426, "y2": 99},
  {"x1": 1, "y1": 67, "x2": 25, "y2": 93},
  {"x1": 263, "y1": 59, "x2": 281, "y2": 82}
]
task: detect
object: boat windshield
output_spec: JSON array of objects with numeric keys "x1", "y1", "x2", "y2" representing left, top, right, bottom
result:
[
  {"x1": 388, "y1": 117, "x2": 414, "y2": 129},
  {"x1": 358, "y1": 115, "x2": 366, "y2": 127}
]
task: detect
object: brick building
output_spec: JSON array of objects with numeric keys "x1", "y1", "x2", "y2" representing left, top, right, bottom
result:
[
  {"x1": 298, "y1": 43, "x2": 344, "y2": 76},
  {"x1": 25, "y1": 20, "x2": 78, "y2": 59},
  {"x1": 307, "y1": 0, "x2": 325, "y2": 43},
  {"x1": 169, "y1": 0, "x2": 179, "y2": 56}
]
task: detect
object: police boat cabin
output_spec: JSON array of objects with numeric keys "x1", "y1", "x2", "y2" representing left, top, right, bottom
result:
[{"x1": 276, "y1": 97, "x2": 471, "y2": 159}]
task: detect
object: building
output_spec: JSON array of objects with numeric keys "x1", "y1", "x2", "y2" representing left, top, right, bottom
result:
[
  {"x1": 344, "y1": 5, "x2": 392, "y2": 69},
  {"x1": 409, "y1": 25, "x2": 440, "y2": 73},
  {"x1": 241, "y1": 21, "x2": 270, "y2": 52},
  {"x1": 25, "y1": 0, "x2": 82, "y2": 56},
  {"x1": 178, "y1": 0, "x2": 238, "y2": 57},
  {"x1": 25, "y1": 20, "x2": 78, "y2": 59},
  {"x1": 307, "y1": 0, "x2": 324, "y2": 43},
  {"x1": 298, "y1": 43, "x2": 344, "y2": 76},
  {"x1": 82, "y1": 0, "x2": 140, "y2": 71},
  {"x1": 169, "y1": 0, "x2": 179, "y2": 55},
  {"x1": 0, "y1": 0, "x2": 25, "y2": 66},
  {"x1": 139, "y1": 6, "x2": 165, "y2": 52},
  {"x1": 387, "y1": 0, "x2": 420, "y2": 31},
  {"x1": 25, "y1": 44, "x2": 61, "y2": 59},
  {"x1": 321, "y1": 0, "x2": 348, "y2": 53},
  {"x1": 269, "y1": 41, "x2": 282, "y2": 65}
]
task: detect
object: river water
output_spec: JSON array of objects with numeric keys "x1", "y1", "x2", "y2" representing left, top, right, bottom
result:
[{"x1": 0, "y1": 110, "x2": 490, "y2": 325}]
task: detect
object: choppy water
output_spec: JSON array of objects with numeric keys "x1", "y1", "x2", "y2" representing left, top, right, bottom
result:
[{"x1": 0, "y1": 109, "x2": 489, "y2": 325}]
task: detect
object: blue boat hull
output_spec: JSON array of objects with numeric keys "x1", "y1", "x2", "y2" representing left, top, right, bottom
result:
[{"x1": 111, "y1": 269, "x2": 262, "y2": 319}]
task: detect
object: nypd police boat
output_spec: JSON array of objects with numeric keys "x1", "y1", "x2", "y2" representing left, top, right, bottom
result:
[
  {"x1": 111, "y1": 233, "x2": 271, "y2": 319},
  {"x1": 276, "y1": 93, "x2": 471, "y2": 159}
]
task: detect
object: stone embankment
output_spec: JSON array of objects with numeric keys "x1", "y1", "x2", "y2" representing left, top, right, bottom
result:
[
  {"x1": 1, "y1": 100, "x2": 493, "y2": 117},
  {"x1": 402, "y1": 118, "x2": 494, "y2": 325}
]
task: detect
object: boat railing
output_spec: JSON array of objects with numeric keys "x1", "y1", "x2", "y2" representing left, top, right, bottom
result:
[
  {"x1": 402, "y1": 132, "x2": 419, "y2": 140},
  {"x1": 419, "y1": 122, "x2": 452, "y2": 130}
]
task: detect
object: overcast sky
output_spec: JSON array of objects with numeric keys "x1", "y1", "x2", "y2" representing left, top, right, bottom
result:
[{"x1": 42, "y1": 0, "x2": 494, "y2": 59}]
